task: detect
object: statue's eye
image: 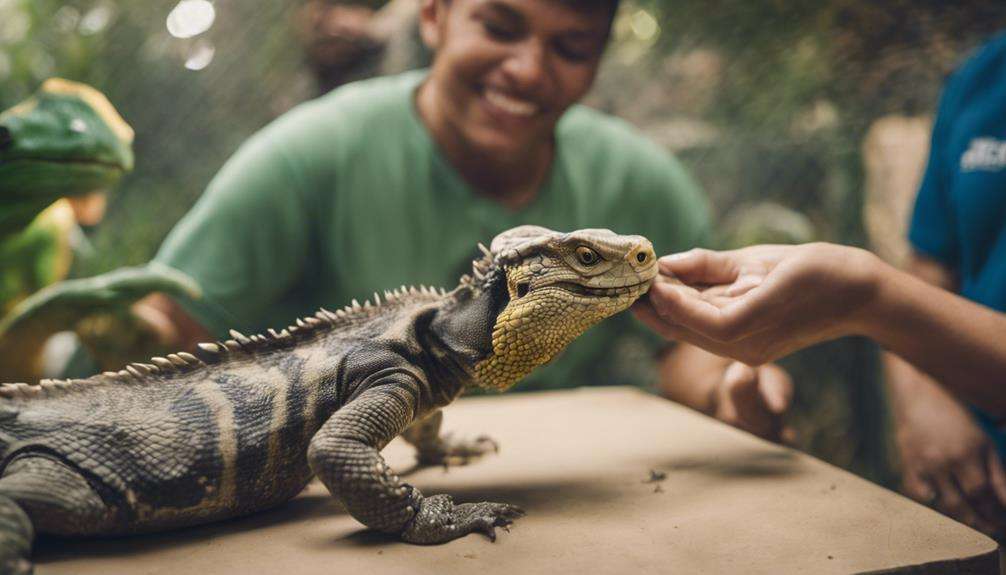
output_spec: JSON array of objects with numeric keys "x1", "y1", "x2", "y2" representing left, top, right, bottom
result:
[{"x1": 576, "y1": 246, "x2": 600, "y2": 266}]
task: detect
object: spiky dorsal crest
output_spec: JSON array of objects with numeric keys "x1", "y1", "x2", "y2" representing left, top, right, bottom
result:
[{"x1": 0, "y1": 285, "x2": 450, "y2": 401}]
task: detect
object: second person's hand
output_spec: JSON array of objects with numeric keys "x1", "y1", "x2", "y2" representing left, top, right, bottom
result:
[{"x1": 633, "y1": 243, "x2": 880, "y2": 366}]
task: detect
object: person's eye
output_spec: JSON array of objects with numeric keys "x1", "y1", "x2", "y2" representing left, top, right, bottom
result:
[
  {"x1": 553, "y1": 40, "x2": 596, "y2": 63},
  {"x1": 483, "y1": 19, "x2": 519, "y2": 42}
]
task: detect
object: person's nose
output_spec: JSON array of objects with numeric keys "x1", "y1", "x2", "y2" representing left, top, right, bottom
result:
[{"x1": 500, "y1": 39, "x2": 549, "y2": 94}]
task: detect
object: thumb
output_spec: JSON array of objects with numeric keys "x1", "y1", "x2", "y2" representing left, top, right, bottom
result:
[
  {"x1": 659, "y1": 248, "x2": 738, "y2": 286},
  {"x1": 757, "y1": 364, "x2": 794, "y2": 415},
  {"x1": 716, "y1": 362, "x2": 763, "y2": 422}
]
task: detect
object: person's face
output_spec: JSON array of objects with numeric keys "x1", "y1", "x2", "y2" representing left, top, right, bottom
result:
[{"x1": 420, "y1": 0, "x2": 612, "y2": 157}]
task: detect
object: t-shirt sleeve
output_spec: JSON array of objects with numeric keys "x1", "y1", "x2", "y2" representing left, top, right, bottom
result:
[
  {"x1": 154, "y1": 126, "x2": 315, "y2": 336},
  {"x1": 908, "y1": 72, "x2": 962, "y2": 266}
]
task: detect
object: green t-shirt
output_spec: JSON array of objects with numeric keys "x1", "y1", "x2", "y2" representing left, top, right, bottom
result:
[{"x1": 155, "y1": 70, "x2": 710, "y2": 391}]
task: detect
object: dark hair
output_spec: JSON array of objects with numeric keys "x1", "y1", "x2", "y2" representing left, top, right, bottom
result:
[{"x1": 558, "y1": 0, "x2": 622, "y2": 20}]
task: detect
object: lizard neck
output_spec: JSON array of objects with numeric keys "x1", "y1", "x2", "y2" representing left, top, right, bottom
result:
[{"x1": 429, "y1": 267, "x2": 510, "y2": 390}]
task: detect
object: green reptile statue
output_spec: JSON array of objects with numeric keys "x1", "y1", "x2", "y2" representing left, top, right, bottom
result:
[
  {"x1": 0, "y1": 78, "x2": 134, "y2": 237},
  {"x1": 0, "y1": 225, "x2": 656, "y2": 573},
  {"x1": 0, "y1": 79, "x2": 198, "y2": 382}
]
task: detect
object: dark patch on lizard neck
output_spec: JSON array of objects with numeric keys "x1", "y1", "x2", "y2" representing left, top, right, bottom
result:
[{"x1": 430, "y1": 266, "x2": 509, "y2": 367}]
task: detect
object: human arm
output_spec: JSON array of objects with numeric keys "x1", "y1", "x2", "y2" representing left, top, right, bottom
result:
[
  {"x1": 632, "y1": 243, "x2": 1006, "y2": 416},
  {"x1": 882, "y1": 255, "x2": 1006, "y2": 536}
]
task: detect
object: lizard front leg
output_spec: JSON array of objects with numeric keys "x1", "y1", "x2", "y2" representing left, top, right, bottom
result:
[
  {"x1": 402, "y1": 409, "x2": 499, "y2": 468},
  {"x1": 307, "y1": 376, "x2": 523, "y2": 544}
]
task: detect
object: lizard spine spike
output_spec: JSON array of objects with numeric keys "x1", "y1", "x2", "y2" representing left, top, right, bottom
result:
[
  {"x1": 151, "y1": 358, "x2": 175, "y2": 370},
  {"x1": 229, "y1": 330, "x2": 251, "y2": 344},
  {"x1": 177, "y1": 352, "x2": 199, "y2": 363},
  {"x1": 167, "y1": 354, "x2": 187, "y2": 366},
  {"x1": 198, "y1": 342, "x2": 221, "y2": 354},
  {"x1": 478, "y1": 242, "x2": 492, "y2": 258}
]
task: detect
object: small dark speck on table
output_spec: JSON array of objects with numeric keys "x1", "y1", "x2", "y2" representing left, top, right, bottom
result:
[{"x1": 644, "y1": 469, "x2": 667, "y2": 483}]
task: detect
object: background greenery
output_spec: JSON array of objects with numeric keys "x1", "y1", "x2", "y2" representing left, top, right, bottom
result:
[{"x1": 2, "y1": 0, "x2": 1004, "y2": 485}]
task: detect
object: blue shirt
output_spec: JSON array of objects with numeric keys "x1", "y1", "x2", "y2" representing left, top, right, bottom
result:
[{"x1": 908, "y1": 32, "x2": 1006, "y2": 453}]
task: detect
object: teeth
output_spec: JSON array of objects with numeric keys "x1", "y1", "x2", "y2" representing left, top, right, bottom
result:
[{"x1": 485, "y1": 89, "x2": 538, "y2": 117}]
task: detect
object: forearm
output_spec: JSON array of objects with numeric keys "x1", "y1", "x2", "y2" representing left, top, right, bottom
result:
[
  {"x1": 657, "y1": 343, "x2": 731, "y2": 413},
  {"x1": 858, "y1": 260, "x2": 1006, "y2": 416},
  {"x1": 883, "y1": 350, "x2": 957, "y2": 423}
]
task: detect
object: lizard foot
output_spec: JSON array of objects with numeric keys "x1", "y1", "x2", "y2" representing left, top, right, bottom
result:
[
  {"x1": 417, "y1": 434, "x2": 500, "y2": 468},
  {"x1": 401, "y1": 494, "x2": 525, "y2": 544}
]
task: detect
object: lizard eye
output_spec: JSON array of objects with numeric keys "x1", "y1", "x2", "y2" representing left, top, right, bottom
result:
[{"x1": 576, "y1": 246, "x2": 599, "y2": 266}]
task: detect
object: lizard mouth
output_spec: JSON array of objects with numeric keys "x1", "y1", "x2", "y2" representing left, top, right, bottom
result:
[{"x1": 551, "y1": 279, "x2": 654, "y2": 298}]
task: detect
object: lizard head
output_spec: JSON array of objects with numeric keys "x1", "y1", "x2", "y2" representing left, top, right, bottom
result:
[
  {"x1": 0, "y1": 78, "x2": 134, "y2": 233},
  {"x1": 460, "y1": 225, "x2": 658, "y2": 391}
]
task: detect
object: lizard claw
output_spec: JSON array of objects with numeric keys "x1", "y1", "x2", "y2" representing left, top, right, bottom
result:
[{"x1": 401, "y1": 495, "x2": 525, "y2": 544}]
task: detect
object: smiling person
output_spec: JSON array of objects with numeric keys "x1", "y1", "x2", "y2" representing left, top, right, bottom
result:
[{"x1": 71, "y1": 0, "x2": 792, "y2": 437}]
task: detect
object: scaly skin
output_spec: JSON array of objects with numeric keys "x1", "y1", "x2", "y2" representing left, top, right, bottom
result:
[{"x1": 0, "y1": 226, "x2": 656, "y2": 572}]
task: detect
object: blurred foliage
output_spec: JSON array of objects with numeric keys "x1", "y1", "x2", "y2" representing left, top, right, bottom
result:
[{"x1": 1, "y1": 0, "x2": 1004, "y2": 484}]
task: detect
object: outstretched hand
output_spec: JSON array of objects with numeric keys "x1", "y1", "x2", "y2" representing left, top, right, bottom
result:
[{"x1": 633, "y1": 243, "x2": 879, "y2": 366}]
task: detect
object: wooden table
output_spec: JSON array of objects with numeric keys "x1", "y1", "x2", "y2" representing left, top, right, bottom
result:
[{"x1": 36, "y1": 387, "x2": 999, "y2": 574}]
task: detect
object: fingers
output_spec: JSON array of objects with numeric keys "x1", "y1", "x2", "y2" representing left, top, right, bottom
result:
[
  {"x1": 631, "y1": 298, "x2": 683, "y2": 341},
  {"x1": 954, "y1": 455, "x2": 1002, "y2": 531},
  {"x1": 901, "y1": 453, "x2": 1001, "y2": 536},
  {"x1": 647, "y1": 280, "x2": 741, "y2": 341},
  {"x1": 931, "y1": 473, "x2": 997, "y2": 535},
  {"x1": 659, "y1": 248, "x2": 739, "y2": 285},
  {"x1": 756, "y1": 364, "x2": 793, "y2": 415},
  {"x1": 902, "y1": 470, "x2": 938, "y2": 506},
  {"x1": 715, "y1": 362, "x2": 785, "y2": 442}
]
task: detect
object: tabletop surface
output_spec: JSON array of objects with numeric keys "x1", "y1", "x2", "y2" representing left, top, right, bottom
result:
[{"x1": 36, "y1": 387, "x2": 998, "y2": 575}]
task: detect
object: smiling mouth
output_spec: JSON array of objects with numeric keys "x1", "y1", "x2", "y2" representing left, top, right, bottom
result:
[{"x1": 484, "y1": 88, "x2": 540, "y2": 118}]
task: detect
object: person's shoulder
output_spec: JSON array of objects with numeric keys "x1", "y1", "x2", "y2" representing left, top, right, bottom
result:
[
  {"x1": 959, "y1": 32, "x2": 1006, "y2": 74},
  {"x1": 558, "y1": 105, "x2": 663, "y2": 157},
  {"x1": 942, "y1": 32, "x2": 1006, "y2": 103},
  {"x1": 558, "y1": 106, "x2": 688, "y2": 183},
  {"x1": 265, "y1": 70, "x2": 422, "y2": 140}
]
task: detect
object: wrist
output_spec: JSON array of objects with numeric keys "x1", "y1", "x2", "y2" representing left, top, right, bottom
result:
[{"x1": 843, "y1": 248, "x2": 889, "y2": 339}]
